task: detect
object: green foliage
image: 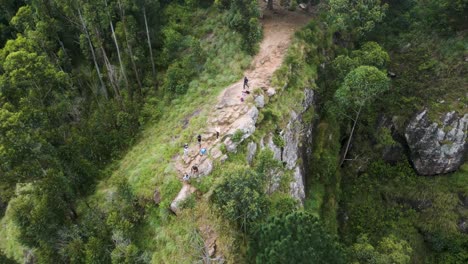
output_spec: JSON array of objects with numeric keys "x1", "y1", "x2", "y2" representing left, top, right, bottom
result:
[
  {"x1": 272, "y1": 134, "x2": 285, "y2": 148},
  {"x1": 212, "y1": 167, "x2": 267, "y2": 231},
  {"x1": 255, "y1": 149, "x2": 283, "y2": 194},
  {"x1": 413, "y1": 0, "x2": 468, "y2": 32},
  {"x1": 350, "y1": 234, "x2": 413, "y2": 264},
  {"x1": 327, "y1": 0, "x2": 388, "y2": 39},
  {"x1": 0, "y1": 251, "x2": 17, "y2": 264},
  {"x1": 250, "y1": 211, "x2": 346, "y2": 264},
  {"x1": 231, "y1": 129, "x2": 244, "y2": 143},
  {"x1": 223, "y1": 0, "x2": 262, "y2": 53},
  {"x1": 269, "y1": 193, "x2": 298, "y2": 216},
  {"x1": 335, "y1": 66, "x2": 390, "y2": 109}
]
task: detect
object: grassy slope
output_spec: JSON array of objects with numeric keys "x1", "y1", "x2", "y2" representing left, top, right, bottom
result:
[
  {"x1": 90, "y1": 8, "x2": 252, "y2": 263},
  {"x1": 0, "y1": 7, "x2": 252, "y2": 263}
]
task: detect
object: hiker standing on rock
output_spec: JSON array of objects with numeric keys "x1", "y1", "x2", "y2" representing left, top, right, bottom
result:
[
  {"x1": 243, "y1": 76, "x2": 249, "y2": 89},
  {"x1": 215, "y1": 126, "x2": 220, "y2": 139},
  {"x1": 197, "y1": 134, "x2": 202, "y2": 147},
  {"x1": 183, "y1": 173, "x2": 190, "y2": 181},
  {"x1": 183, "y1": 143, "x2": 189, "y2": 157}
]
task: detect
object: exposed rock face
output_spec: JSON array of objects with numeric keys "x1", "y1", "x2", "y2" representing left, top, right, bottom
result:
[
  {"x1": 170, "y1": 184, "x2": 196, "y2": 215},
  {"x1": 260, "y1": 89, "x2": 315, "y2": 203},
  {"x1": 405, "y1": 110, "x2": 468, "y2": 175},
  {"x1": 290, "y1": 167, "x2": 306, "y2": 202},
  {"x1": 266, "y1": 134, "x2": 282, "y2": 161},
  {"x1": 224, "y1": 106, "x2": 259, "y2": 153},
  {"x1": 246, "y1": 141, "x2": 257, "y2": 164},
  {"x1": 198, "y1": 158, "x2": 213, "y2": 177},
  {"x1": 283, "y1": 111, "x2": 299, "y2": 169},
  {"x1": 267, "y1": 88, "x2": 276, "y2": 97},
  {"x1": 255, "y1": 95, "x2": 265, "y2": 108}
]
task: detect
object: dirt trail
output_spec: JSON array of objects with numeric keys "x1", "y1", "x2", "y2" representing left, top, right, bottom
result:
[
  {"x1": 170, "y1": 4, "x2": 312, "y2": 261},
  {"x1": 173, "y1": 8, "x2": 311, "y2": 180}
]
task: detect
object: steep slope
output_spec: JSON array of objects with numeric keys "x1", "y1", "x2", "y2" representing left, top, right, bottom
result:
[{"x1": 172, "y1": 7, "x2": 311, "y2": 211}]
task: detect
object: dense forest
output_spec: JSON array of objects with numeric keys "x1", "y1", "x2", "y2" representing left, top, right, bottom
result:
[{"x1": 0, "y1": 0, "x2": 467, "y2": 263}]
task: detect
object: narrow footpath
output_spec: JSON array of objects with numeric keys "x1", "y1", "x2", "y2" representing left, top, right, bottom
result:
[{"x1": 170, "y1": 4, "x2": 312, "y2": 261}]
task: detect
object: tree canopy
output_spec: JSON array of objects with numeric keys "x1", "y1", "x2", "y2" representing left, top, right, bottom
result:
[{"x1": 250, "y1": 211, "x2": 346, "y2": 264}]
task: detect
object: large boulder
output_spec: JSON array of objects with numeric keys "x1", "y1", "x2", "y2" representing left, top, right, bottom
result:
[
  {"x1": 170, "y1": 184, "x2": 196, "y2": 215},
  {"x1": 405, "y1": 110, "x2": 468, "y2": 175},
  {"x1": 255, "y1": 95, "x2": 265, "y2": 108},
  {"x1": 224, "y1": 106, "x2": 259, "y2": 153}
]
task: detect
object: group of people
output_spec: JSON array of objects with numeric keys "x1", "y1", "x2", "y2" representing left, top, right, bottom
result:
[
  {"x1": 181, "y1": 127, "x2": 221, "y2": 182},
  {"x1": 182, "y1": 76, "x2": 251, "y2": 182}
]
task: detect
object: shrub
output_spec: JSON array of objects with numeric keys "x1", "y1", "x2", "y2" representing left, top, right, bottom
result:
[
  {"x1": 231, "y1": 129, "x2": 244, "y2": 143},
  {"x1": 212, "y1": 167, "x2": 267, "y2": 231},
  {"x1": 250, "y1": 211, "x2": 346, "y2": 264}
]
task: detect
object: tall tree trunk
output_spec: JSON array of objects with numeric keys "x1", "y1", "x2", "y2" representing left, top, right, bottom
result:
[
  {"x1": 105, "y1": 0, "x2": 129, "y2": 93},
  {"x1": 340, "y1": 105, "x2": 362, "y2": 166},
  {"x1": 101, "y1": 46, "x2": 122, "y2": 103},
  {"x1": 267, "y1": 0, "x2": 273, "y2": 10},
  {"x1": 78, "y1": 8, "x2": 108, "y2": 99},
  {"x1": 118, "y1": 0, "x2": 143, "y2": 96},
  {"x1": 143, "y1": 6, "x2": 157, "y2": 89}
]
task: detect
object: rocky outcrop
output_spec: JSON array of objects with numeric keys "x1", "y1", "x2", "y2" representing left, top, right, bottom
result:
[
  {"x1": 255, "y1": 95, "x2": 265, "y2": 108},
  {"x1": 246, "y1": 141, "x2": 257, "y2": 164},
  {"x1": 224, "y1": 106, "x2": 259, "y2": 153},
  {"x1": 405, "y1": 110, "x2": 468, "y2": 175},
  {"x1": 170, "y1": 184, "x2": 196, "y2": 215},
  {"x1": 260, "y1": 89, "x2": 315, "y2": 203}
]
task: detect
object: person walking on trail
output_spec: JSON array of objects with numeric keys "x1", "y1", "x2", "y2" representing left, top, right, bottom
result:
[
  {"x1": 215, "y1": 126, "x2": 220, "y2": 139},
  {"x1": 183, "y1": 173, "x2": 190, "y2": 181},
  {"x1": 243, "y1": 76, "x2": 249, "y2": 89},
  {"x1": 183, "y1": 143, "x2": 189, "y2": 157},
  {"x1": 197, "y1": 134, "x2": 202, "y2": 147}
]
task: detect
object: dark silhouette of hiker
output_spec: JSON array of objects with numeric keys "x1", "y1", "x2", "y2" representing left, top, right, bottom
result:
[
  {"x1": 215, "y1": 126, "x2": 220, "y2": 139},
  {"x1": 197, "y1": 134, "x2": 202, "y2": 147},
  {"x1": 243, "y1": 76, "x2": 249, "y2": 89},
  {"x1": 191, "y1": 165, "x2": 199, "y2": 175}
]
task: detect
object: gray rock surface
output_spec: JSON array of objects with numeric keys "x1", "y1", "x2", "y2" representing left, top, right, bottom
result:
[
  {"x1": 283, "y1": 111, "x2": 299, "y2": 169},
  {"x1": 170, "y1": 184, "x2": 196, "y2": 214},
  {"x1": 303, "y1": 89, "x2": 314, "y2": 110},
  {"x1": 405, "y1": 110, "x2": 468, "y2": 175},
  {"x1": 198, "y1": 158, "x2": 213, "y2": 177},
  {"x1": 258, "y1": 88, "x2": 316, "y2": 203},
  {"x1": 255, "y1": 95, "x2": 265, "y2": 108},
  {"x1": 266, "y1": 134, "x2": 282, "y2": 161},
  {"x1": 267, "y1": 88, "x2": 276, "y2": 97},
  {"x1": 290, "y1": 167, "x2": 306, "y2": 201},
  {"x1": 224, "y1": 106, "x2": 259, "y2": 153},
  {"x1": 246, "y1": 141, "x2": 257, "y2": 164}
]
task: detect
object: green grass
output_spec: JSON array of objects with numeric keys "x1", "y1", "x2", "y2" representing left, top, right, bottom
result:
[
  {"x1": 0, "y1": 206, "x2": 24, "y2": 261},
  {"x1": 81, "y1": 7, "x2": 251, "y2": 263},
  {"x1": 304, "y1": 183, "x2": 325, "y2": 218}
]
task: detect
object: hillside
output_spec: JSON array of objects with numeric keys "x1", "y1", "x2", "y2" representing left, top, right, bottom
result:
[{"x1": 0, "y1": 0, "x2": 467, "y2": 263}]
